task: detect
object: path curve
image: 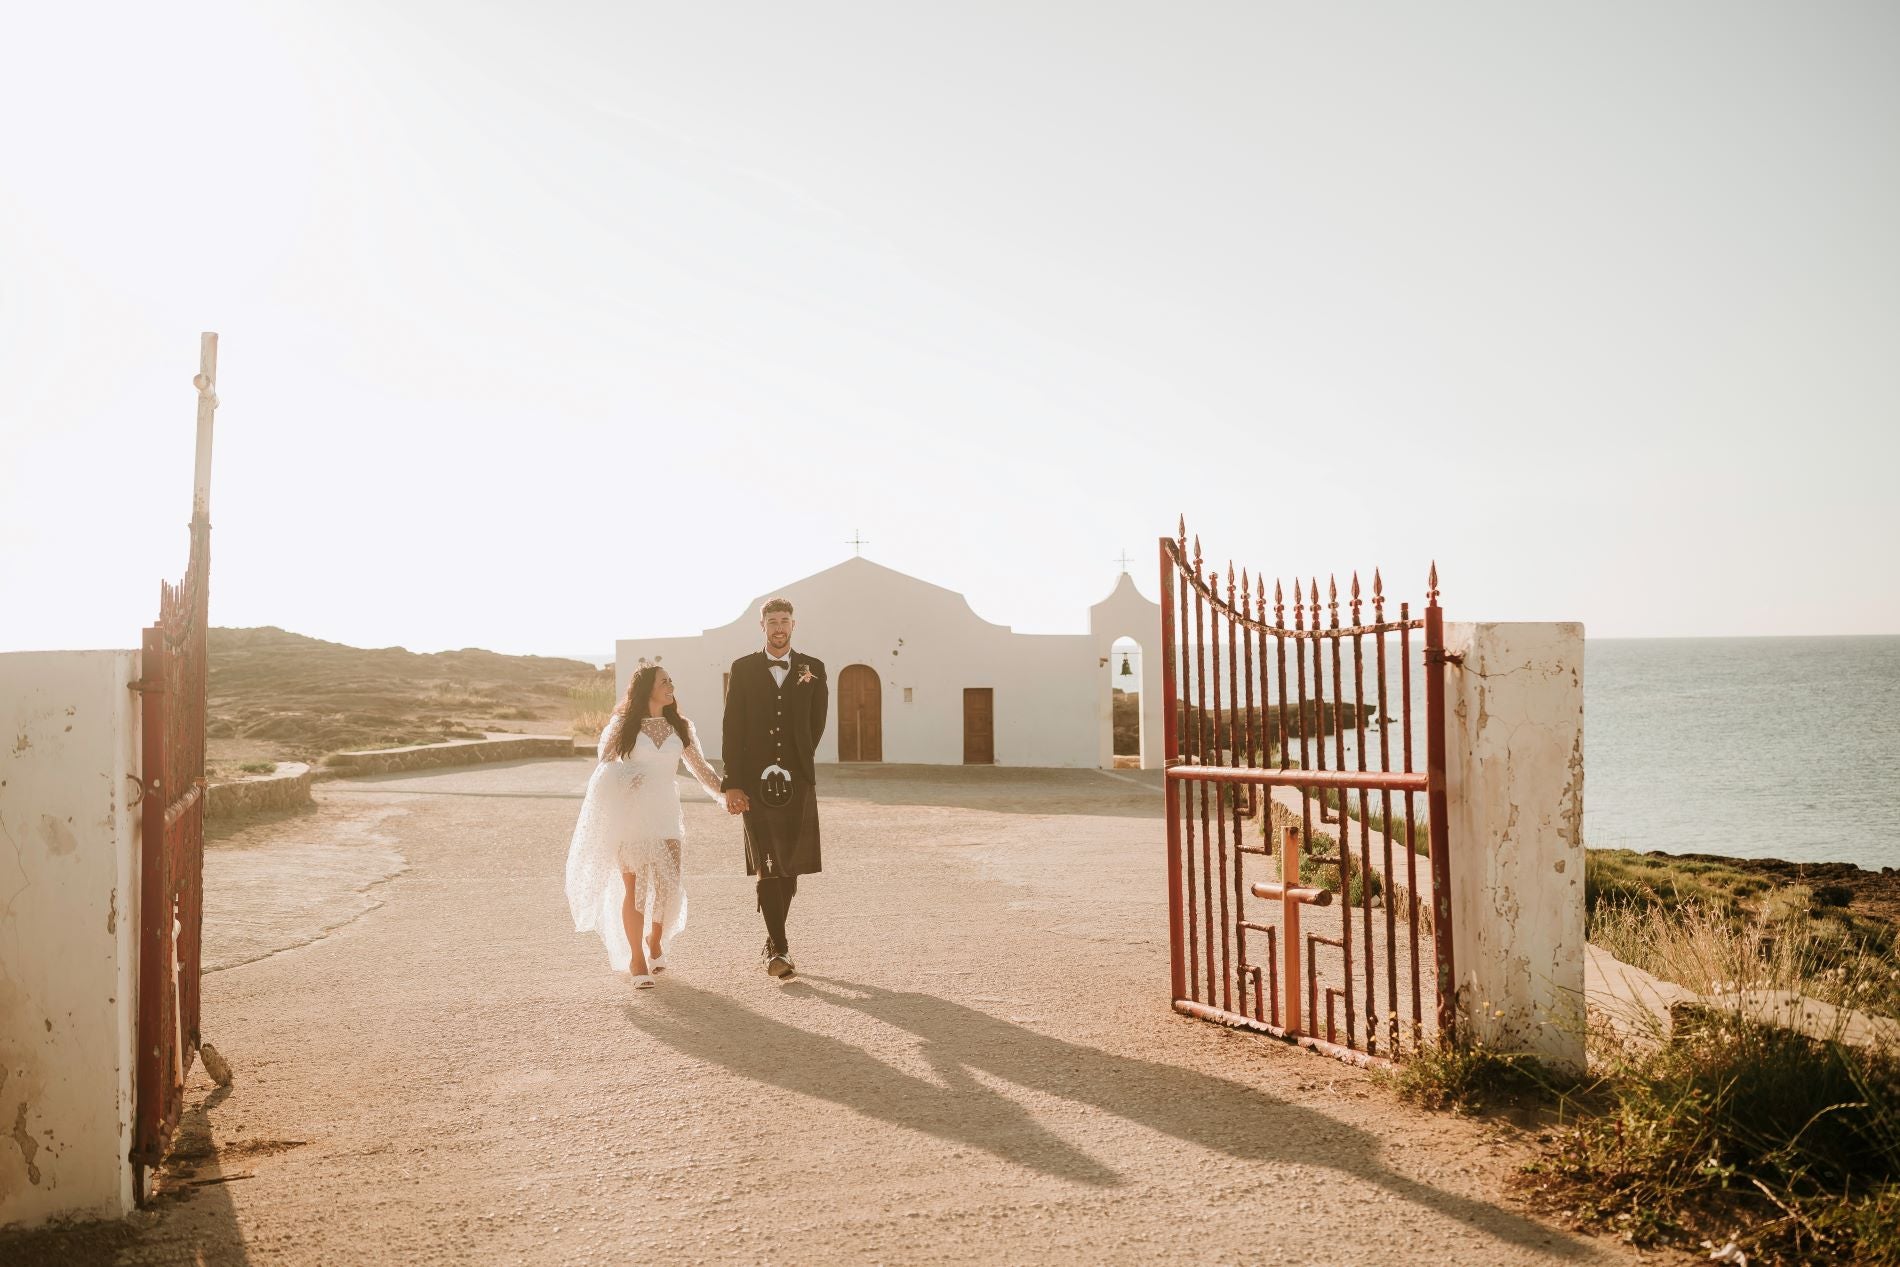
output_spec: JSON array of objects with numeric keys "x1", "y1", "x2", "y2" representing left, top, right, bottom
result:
[{"x1": 5, "y1": 761, "x2": 1646, "y2": 1265}]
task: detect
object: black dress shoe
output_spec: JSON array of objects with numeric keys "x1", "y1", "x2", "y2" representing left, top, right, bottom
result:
[{"x1": 767, "y1": 953, "x2": 796, "y2": 980}]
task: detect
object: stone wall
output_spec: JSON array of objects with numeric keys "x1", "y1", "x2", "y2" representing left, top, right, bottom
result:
[
  {"x1": 206, "y1": 763, "x2": 314, "y2": 819},
  {"x1": 324, "y1": 734, "x2": 576, "y2": 777}
]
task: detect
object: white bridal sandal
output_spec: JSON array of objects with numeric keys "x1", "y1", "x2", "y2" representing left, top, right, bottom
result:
[{"x1": 630, "y1": 970, "x2": 656, "y2": 989}]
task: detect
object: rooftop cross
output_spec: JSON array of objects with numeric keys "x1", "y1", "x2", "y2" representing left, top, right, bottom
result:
[
  {"x1": 1115, "y1": 548, "x2": 1133, "y2": 574},
  {"x1": 847, "y1": 529, "x2": 870, "y2": 557}
]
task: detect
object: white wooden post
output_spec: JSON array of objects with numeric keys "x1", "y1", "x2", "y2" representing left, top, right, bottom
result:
[{"x1": 191, "y1": 332, "x2": 218, "y2": 521}]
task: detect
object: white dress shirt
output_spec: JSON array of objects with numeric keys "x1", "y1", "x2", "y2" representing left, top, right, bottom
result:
[{"x1": 766, "y1": 654, "x2": 790, "y2": 688}]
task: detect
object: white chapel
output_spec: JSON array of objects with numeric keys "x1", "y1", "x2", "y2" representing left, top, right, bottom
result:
[{"x1": 616, "y1": 557, "x2": 1163, "y2": 770}]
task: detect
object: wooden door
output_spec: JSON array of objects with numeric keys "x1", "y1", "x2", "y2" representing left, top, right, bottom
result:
[
  {"x1": 838, "y1": 664, "x2": 883, "y2": 762},
  {"x1": 963, "y1": 688, "x2": 994, "y2": 764}
]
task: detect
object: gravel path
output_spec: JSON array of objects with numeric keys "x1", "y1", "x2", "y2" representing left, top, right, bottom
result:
[{"x1": 4, "y1": 761, "x2": 1649, "y2": 1266}]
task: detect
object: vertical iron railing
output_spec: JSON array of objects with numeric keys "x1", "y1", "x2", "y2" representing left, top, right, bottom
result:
[
  {"x1": 1159, "y1": 519, "x2": 1451, "y2": 1065},
  {"x1": 130, "y1": 335, "x2": 216, "y2": 1193}
]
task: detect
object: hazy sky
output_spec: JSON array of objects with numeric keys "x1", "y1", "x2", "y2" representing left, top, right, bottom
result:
[{"x1": 3, "y1": 2, "x2": 1895, "y2": 655}]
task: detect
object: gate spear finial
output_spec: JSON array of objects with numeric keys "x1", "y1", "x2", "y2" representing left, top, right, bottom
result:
[
  {"x1": 1226, "y1": 561, "x2": 1236, "y2": 604},
  {"x1": 1274, "y1": 578, "x2": 1284, "y2": 626},
  {"x1": 1291, "y1": 578, "x2": 1304, "y2": 630},
  {"x1": 1310, "y1": 578, "x2": 1323, "y2": 631},
  {"x1": 1350, "y1": 572, "x2": 1362, "y2": 625},
  {"x1": 1193, "y1": 535, "x2": 1203, "y2": 573},
  {"x1": 1427, "y1": 560, "x2": 1440, "y2": 605},
  {"x1": 1240, "y1": 568, "x2": 1251, "y2": 617},
  {"x1": 1178, "y1": 515, "x2": 1187, "y2": 553},
  {"x1": 1327, "y1": 575, "x2": 1340, "y2": 629},
  {"x1": 1372, "y1": 569, "x2": 1385, "y2": 623}
]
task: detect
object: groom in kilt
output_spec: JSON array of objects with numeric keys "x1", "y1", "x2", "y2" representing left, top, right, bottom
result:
[{"x1": 720, "y1": 596, "x2": 826, "y2": 979}]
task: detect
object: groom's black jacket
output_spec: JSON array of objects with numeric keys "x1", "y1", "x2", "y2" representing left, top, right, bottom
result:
[{"x1": 719, "y1": 650, "x2": 828, "y2": 793}]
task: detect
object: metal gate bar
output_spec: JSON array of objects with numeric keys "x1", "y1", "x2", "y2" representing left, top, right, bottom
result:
[
  {"x1": 1159, "y1": 519, "x2": 1452, "y2": 1065},
  {"x1": 130, "y1": 334, "x2": 216, "y2": 1194}
]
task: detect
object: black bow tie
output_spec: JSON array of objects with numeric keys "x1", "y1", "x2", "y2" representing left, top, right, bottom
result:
[{"x1": 767, "y1": 657, "x2": 789, "y2": 668}]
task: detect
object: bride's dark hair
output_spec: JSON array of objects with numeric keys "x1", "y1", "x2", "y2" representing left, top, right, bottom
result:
[{"x1": 604, "y1": 665, "x2": 691, "y2": 760}]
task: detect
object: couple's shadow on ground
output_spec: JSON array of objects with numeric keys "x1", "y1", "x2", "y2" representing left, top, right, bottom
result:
[{"x1": 621, "y1": 975, "x2": 1580, "y2": 1257}]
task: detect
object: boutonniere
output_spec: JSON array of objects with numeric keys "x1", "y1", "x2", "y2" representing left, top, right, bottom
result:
[{"x1": 796, "y1": 664, "x2": 816, "y2": 685}]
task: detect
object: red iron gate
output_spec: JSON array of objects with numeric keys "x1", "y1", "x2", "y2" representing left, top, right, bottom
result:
[
  {"x1": 130, "y1": 335, "x2": 217, "y2": 1192},
  {"x1": 1159, "y1": 521, "x2": 1453, "y2": 1064}
]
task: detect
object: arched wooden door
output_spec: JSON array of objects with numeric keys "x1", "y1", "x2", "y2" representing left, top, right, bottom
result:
[{"x1": 837, "y1": 664, "x2": 883, "y2": 762}]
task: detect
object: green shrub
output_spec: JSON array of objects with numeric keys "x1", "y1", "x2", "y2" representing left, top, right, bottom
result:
[
  {"x1": 1317, "y1": 786, "x2": 1426, "y2": 854},
  {"x1": 1388, "y1": 1037, "x2": 1552, "y2": 1113},
  {"x1": 1538, "y1": 1015, "x2": 1900, "y2": 1263},
  {"x1": 1534, "y1": 898, "x2": 1900, "y2": 1263}
]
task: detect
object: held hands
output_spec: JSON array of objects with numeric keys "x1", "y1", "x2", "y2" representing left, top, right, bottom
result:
[{"x1": 724, "y1": 789, "x2": 751, "y2": 815}]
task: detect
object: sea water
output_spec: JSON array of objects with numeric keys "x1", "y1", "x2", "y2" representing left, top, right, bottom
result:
[{"x1": 1583, "y1": 636, "x2": 1900, "y2": 870}]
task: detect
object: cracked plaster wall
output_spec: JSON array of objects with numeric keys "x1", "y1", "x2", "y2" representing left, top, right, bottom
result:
[
  {"x1": 1443, "y1": 623, "x2": 1586, "y2": 1074},
  {"x1": 0, "y1": 651, "x2": 140, "y2": 1228}
]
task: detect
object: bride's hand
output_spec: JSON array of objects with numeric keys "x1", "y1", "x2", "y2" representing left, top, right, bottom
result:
[{"x1": 723, "y1": 789, "x2": 750, "y2": 814}]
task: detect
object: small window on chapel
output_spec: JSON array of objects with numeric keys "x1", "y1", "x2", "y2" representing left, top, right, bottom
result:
[{"x1": 904, "y1": 687, "x2": 914, "y2": 703}]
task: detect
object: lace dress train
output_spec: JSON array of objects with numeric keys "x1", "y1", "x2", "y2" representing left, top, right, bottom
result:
[{"x1": 564, "y1": 716, "x2": 723, "y2": 972}]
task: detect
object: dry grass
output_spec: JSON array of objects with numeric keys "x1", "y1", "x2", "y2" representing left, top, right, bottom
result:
[
  {"x1": 1547, "y1": 902, "x2": 1899, "y2": 1263},
  {"x1": 1318, "y1": 785, "x2": 1427, "y2": 854},
  {"x1": 1391, "y1": 894, "x2": 1900, "y2": 1263},
  {"x1": 569, "y1": 677, "x2": 617, "y2": 741},
  {"x1": 1589, "y1": 851, "x2": 1900, "y2": 1018}
]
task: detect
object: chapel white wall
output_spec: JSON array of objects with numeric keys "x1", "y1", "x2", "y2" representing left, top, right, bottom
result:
[
  {"x1": 617, "y1": 560, "x2": 1155, "y2": 769},
  {"x1": 0, "y1": 651, "x2": 141, "y2": 1228}
]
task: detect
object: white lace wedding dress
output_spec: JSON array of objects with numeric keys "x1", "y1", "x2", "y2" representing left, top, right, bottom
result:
[{"x1": 565, "y1": 714, "x2": 724, "y2": 972}]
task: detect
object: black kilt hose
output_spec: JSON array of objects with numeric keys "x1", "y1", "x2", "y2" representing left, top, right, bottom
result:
[{"x1": 720, "y1": 650, "x2": 827, "y2": 879}]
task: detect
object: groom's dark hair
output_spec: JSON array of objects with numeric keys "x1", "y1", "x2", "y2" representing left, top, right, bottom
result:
[{"x1": 761, "y1": 597, "x2": 794, "y2": 618}]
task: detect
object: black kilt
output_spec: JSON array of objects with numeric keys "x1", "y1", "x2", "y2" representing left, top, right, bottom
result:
[{"x1": 742, "y1": 782, "x2": 822, "y2": 878}]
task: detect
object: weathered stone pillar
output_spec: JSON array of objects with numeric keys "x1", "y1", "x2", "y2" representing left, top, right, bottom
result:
[
  {"x1": 0, "y1": 650, "x2": 143, "y2": 1228},
  {"x1": 1442, "y1": 622, "x2": 1586, "y2": 1073}
]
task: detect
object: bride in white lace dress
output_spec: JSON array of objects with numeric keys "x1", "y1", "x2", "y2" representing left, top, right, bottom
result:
[{"x1": 565, "y1": 665, "x2": 725, "y2": 987}]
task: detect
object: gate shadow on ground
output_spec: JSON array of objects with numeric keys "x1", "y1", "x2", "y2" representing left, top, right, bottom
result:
[
  {"x1": 623, "y1": 978, "x2": 1583, "y2": 1258},
  {"x1": 0, "y1": 1085, "x2": 253, "y2": 1266}
]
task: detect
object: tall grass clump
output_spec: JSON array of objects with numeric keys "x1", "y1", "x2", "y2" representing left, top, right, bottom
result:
[
  {"x1": 1535, "y1": 899, "x2": 1900, "y2": 1263},
  {"x1": 1588, "y1": 851, "x2": 1900, "y2": 1022},
  {"x1": 1317, "y1": 786, "x2": 1427, "y2": 855},
  {"x1": 568, "y1": 675, "x2": 616, "y2": 740},
  {"x1": 1390, "y1": 1036, "x2": 1554, "y2": 1114}
]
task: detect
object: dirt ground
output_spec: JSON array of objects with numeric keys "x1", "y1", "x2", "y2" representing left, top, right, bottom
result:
[{"x1": 4, "y1": 762, "x2": 1666, "y2": 1266}]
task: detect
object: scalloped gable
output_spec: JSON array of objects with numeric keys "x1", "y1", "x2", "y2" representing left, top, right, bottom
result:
[
  {"x1": 1091, "y1": 569, "x2": 1156, "y2": 613},
  {"x1": 701, "y1": 557, "x2": 1011, "y2": 638}
]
